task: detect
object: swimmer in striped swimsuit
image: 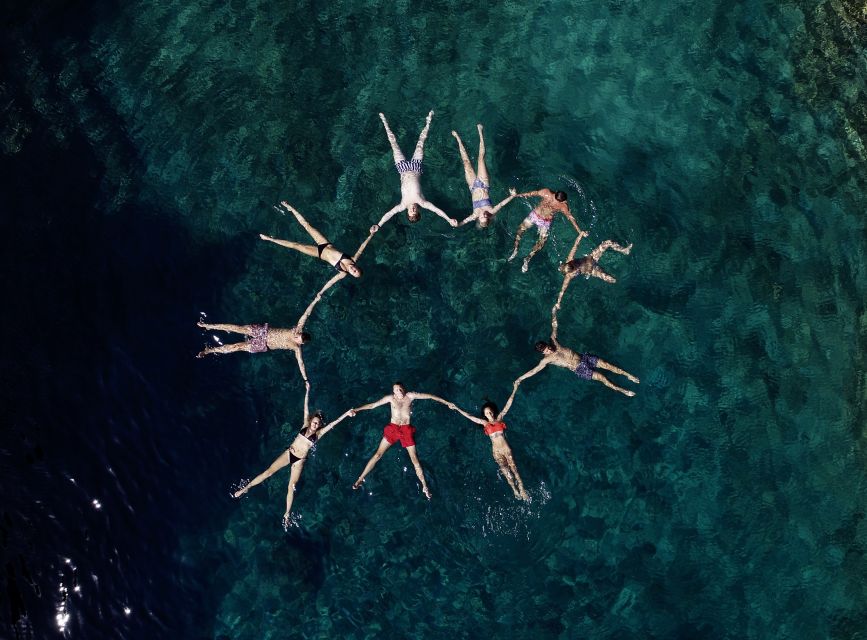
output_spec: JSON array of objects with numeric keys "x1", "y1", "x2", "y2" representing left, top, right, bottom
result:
[
  {"x1": 508, "y1": 188, "x2": 583, "y2": 273},
  {"x1": 450, "y1": 124, "x2": 518, "y2": 228},
  {"x1": 444, "y1": 399, "x2": 529, "y2": 501},
  {"x1": 375, "y1": 111, "x2": 459, "y2": 230}
]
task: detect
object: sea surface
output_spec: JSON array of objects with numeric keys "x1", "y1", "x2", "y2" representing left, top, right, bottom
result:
[{"x1": 2, "y1": 1, "x2": 866, "y2": 638}]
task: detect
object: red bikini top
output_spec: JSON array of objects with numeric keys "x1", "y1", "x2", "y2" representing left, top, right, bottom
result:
[{"x1": 483, "y1": 421, "x2": 506, "y2": 436}]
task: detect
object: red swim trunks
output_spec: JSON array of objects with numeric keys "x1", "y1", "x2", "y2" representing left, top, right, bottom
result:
[{"x1": 383, "y1": 423, "x2": 416, "y2": 448}]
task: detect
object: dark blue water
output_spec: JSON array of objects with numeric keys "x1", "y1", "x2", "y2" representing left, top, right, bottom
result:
[{"x1": 2, "y1": 1, "x2": 867, "y2": 638}]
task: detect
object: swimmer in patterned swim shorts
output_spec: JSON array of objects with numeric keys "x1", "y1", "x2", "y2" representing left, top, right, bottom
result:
[
  {"x1": 508, "y1": 188, "x2": 582, "y2": 273},
  {"x1": 349, "y1": 382, "x2": 450, "y2": 499},
  {"x1": 507, "y1": 307, "x2": 640, "y2": 398}
]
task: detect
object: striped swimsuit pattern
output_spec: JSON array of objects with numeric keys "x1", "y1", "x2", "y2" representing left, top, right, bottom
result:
[{"x1": 395, "y1": 158, "x2": 423, "y2": 174}]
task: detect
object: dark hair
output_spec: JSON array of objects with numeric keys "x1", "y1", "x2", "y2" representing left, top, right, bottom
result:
[
  {"x1": 480, "y1": 401, "x2": 499, "y2": 418},
  {"x1": 534, "y1": 341, "x2": 552, "y2": 352},
  {"x1": 559, "y1": 261, "x2": 577, "y2": 275},
  {"x1": 300, "y1": 332, "x2": 312, "y2": 344},
  {"x1": 554, "y1": 190, "x2": 568, "y2": 202},
  {"x1": 306, "y1": 411, "x2": 325, "y2": 428},
  {"x1": 393, "y1": 381, "x2": 405, "y2": 390},
  {"x1": 407, "y1": 204, "x2": 421, "y2": 222}
]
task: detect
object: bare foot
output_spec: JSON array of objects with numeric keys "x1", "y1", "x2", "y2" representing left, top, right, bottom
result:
[
  {"x1": 259, "y1": 233, "x2": 272, "y2": 241},
  {"x1": 451, "y1": 130, "x2": 459, "y2": 139},
  {"x1": 520, "y1": 490, "x2": 530, "y2": 502},
  {"x1": 521, "y1": 259, "x2": 530, "y2": 273},
  {"x1": 627, "y1": 374, "x2": 640, "y2": 384},
  {"x1": 623, "y1": 243, "x2": 633, "y2": 254},
  {"x1": 507, "y1": 249, "x2": 518, "y2": 262},
  {"x1": 624, "y1": 390, "x2": 636, "y2": 397},
  {"x1": 282, "y1": 512, "x2": 290, "y2": 530},
  {"x1": 196, "y1": 349, "x2": 209, "y2": 359},
  {"x1": 426, "y1": 110, "x2": 434, "y2": 122},
  {"x1": 422, "y1": 486, "x2": 432, "y2": 500},
  {"x1": 477, "y1": 123, "x2": 483, "y2": 134},
  {"x1": 352, "y1": 479, "x2": 363, "y2": 490},
  {"x1": 197, "y1": 319, "x2": 207, "y2": 328},
  {"x1": 233, "y1": 486, "x2": 247, "y2": 498}
]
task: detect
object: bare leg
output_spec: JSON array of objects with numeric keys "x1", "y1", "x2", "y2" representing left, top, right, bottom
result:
[
  {"x1": 197, "y1": 342, "x2": 253, "y2": 358},
  {"x1": 594, "y1": 358, "x2": 640, "y2": 384},
  {"x1": 234, "y1": 450, "x2": 291, "y2": 497},
  {"x1": 476, "y1": 124, "x2": 490, "y2": 186},
  {"x1": 508, "y1": 219, "x2": 534, "y2": 261},
  {"x1": 353, "y1": 438, "x2": 393, "y2": 489},
  {"x1": 282, "y1": 460, "x2": 305, "y2": 527},
  {"x1": 197, "y1": 321, "x2": 253, "y2": 335},
  {"x1": 505, "y1": 454, "x2": 529, "y2": 500},
  {"x1": 589, "y1": 240, "x2": 632, "y2": 262},
  {"x1": 406, "y1": 445, "x2": 431, "y2": 499},
  {"x1": 521, "y1": 229, "x2": 550, "y2": 273},
  {"x1": 494, "y1": 452, "x2": 521, "y2": 499},
  {"x1": 278, "y1": 203, "x2": 330, "y2": 245},
  {"x1": 411, "y1": 110, "x2": 433, "y2": 161},
  {"x1": 451, "y1": 130, "x2": 477, "y2": 188},
  {"x1": 259, "y1": 235, "x2": 319, "y2": 258},
  {"x1": 379, "y1": 113, "x2": 406, "y2": 164},
  {"x1": 590, "y1": 266, "x2": 617, "y2": 284},
  {"x1": 592, "y1": 371, "x2": 635, "y2": 396}
]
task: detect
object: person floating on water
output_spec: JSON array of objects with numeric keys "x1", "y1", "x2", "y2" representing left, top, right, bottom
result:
[
  {"x1": 510, "y1": 307, "x2": 640, "y2": 397},
  {"x1": 444, "y1": 399, "x2": 529, "y2": 501},
  {"x1": 260, "y1": 201, "x2": 377, "y2": 278},
  {"x1": 375, "y1": 111, "x2": 459, "y2": 229},
  {"x1": 555, "y1": 230, "x2": 633, "y2": 307},
  {"x1": 196, "y1": 319, "x2": 312, "y2": 384},
  {"x1": 232, "y1": 388, "x2": 352, "y2": 528},
  {"x1": 349, "y1": 382, "x2": 450, "y2": 499},
  {"x1": 450, "y1": 124, "x2": 517, "y2": 228},
  {"x1": 508, "y1": 188, "x2": 582, "y2": 273}
]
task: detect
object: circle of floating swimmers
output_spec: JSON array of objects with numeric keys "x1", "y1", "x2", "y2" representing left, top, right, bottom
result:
[{"x1": 198, "y1": 112, "x2": 639, "y2": 528}]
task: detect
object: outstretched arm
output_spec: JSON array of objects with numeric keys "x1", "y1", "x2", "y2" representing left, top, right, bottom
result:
[
  {"x1": 458, "y1": 212, "x2": 480, "y2": 226},
  {"x1": 352, "y1": 226, "x2": 379, "y2": 261},
  {"x1": 419, "y1": 200, "x2": 458, "y2": 227},
  {"x1": 499, "y1": 388, "x2": 519, "y2": 420},
  {"x1": 512, "y1": 360, "x2": 549, "y2": 391},
  {"x1": 448, "y1": 404, "x2": 486, "y2": 425},
  {"x1": 562, "y1": 206, "x2": 581, "y2": 233},
  {"x1": 555, "y1": 276, "x2": 572, "y2": 311},
  {"x1": 409, "y1": 392, "x2": 452, "y2": 404},
  {"x1": 490, "y1": 191, "x2": 518, "y2": 215},
  {"x1": 295, "y1": 349, "x2": 310, "y2": 385},
  {"x1": 350, "y1": 395, "x2": 391, "y2": 415},
  {"x1": 551, "y1": 307, "x2": 561, "y2": 346},
  {"x1": 377, "y1": 203, "x2": 405, "y2": 228},
  {"x1": 296, "y1": 273, "x2": 345, "y2": 331},
  {"x1": 317, "y1": 410, "x2": 354, "y2": 438},
  {"x1": 566, "y1": 231, "x2": 587, "y2": 263},
  {"x1": 515, "y1": 189, "x2": 544, "y2": 198},
  {"x1": 303, "y1": 380, "x2": 311, "y2": 421}
]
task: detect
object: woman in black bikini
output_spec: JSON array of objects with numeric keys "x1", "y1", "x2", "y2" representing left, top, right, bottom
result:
[
  {"x1": 232, "y1": 389, "x2": 353, "y2": 528},
  {"x1": 260, "y1": 201, "x2": 376, "y2": 278},
  {"x1": 451, "y1": 124, "x2": 517, "y2": 228},
  {"x1": 444, "y1": 399, "x2": 529, "y2": 501}
]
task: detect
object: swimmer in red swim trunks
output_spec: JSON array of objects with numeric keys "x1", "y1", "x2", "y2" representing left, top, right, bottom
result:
[
  {"x1": 507, "y1": 188, "x2": 582, "y2": 273},
  {"x1": 444, "y1": 400, "x2": 529, "y2": 501},
  {"x1": 349, "y1": 382, "x2": 450, "y2": 499},
  {"x1": 507, "y1": 306, "x2": 640, "y2": 398}
]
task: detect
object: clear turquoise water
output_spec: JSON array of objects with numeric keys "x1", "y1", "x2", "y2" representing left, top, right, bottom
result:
[{"x1": 3, "y1": 0, "x2": 867, "y2": 638}]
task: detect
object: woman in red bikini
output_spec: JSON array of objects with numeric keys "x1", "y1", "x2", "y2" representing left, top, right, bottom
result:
[
  {"x1": 508, "y1": 188, "x2": 582, "y2": 272},
  {"x1": 445, "y1": 400, "x2": 529, "y2": 501}
]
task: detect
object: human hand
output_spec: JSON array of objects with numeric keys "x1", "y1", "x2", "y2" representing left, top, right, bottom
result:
[
  {"x1": 305, "y1": 380, "x2": 311, "y2": 391},
  {"x1": 349, "y1": 409, "x2": 357, "y2": 417},
  {"x1": 370, "y1": 224, "x2": 379, "y2": 234},
  {"x1": 426, "y1": 110, "x2": 434, "y2": 122},
  {"x1": 423, "y1": 486, "x2": 432, "y2": 500},
  {"x1": 447, "y1": 402, "x2": 456, "y2": 410},
  {"x1": 449, "y1": 218, "x2": 458, "y2": 228},
  {"x1": 509, "y1": 187, "x2": 517, "y2": 196}
]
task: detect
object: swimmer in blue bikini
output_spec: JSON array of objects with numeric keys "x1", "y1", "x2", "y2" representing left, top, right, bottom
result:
[
  {"x1": 507, "y1": 306, "x2": 639, "y2": 397},
  {"x1": 375, "y1": 111, "x2": 459, "y2": 229},
  {"x1": 508, "y1": 188, "x2": 582, "y2": 273},
  {"x1": 451, "y1": 124, "x2": 518, "y2": 228}
]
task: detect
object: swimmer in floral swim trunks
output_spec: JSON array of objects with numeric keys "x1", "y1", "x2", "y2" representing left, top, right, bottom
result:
[
  {"x1": 196, "y1": 312, "x2": 314, "y2": 385},
  {"x1": 349, "y1": 382, "x2": 450, "y2": 499},
  {"x1": 508, "y1": 307, "x2": 640, "y2": 397},
  {"x1": 508, "y1": 188, "x2": 582, "y2": 273}
]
